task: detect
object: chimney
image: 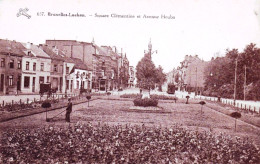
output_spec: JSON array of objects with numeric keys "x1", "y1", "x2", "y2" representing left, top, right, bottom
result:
[
  {"x1": 38, "y1": 44, "x2": 43, "y2": 49},
  {"x1": 26, "y1": 42, "x2": 31, "y2": 49},
  {"x1": 71, "y1": 45, "x2": 73, "y2": 58}
]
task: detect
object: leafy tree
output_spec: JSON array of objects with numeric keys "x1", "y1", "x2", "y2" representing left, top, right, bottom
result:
[
  {"x1": 136, "y1": 54, "x2": 157, "y2": 90},
  {"x1": 155, "y1": 65, "x2": 167, "y2": 91},
  {"x1": 203, "y1": 44, "x2": 260, "y2": 100},
  {"x1": 173, "y1": 71, "x2": 180, "y2": 84}
]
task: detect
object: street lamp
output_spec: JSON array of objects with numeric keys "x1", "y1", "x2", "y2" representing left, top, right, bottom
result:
[{"x1": 65, "y1": 64, "x2": 68, "y2": 98}]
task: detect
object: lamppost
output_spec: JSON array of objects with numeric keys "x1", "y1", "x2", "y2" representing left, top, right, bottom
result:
[
  {"x1": 210, "y1": 72, "x2": 214, "y2": 96},
  {"x1": 244, "y1": 65, "x2": 247, "y2": 101},
  {"x1": 65, "y1": 64, "x2": 68, "y2": 98},
  {"x1": 144, "y1": 39, "x2": 157, "y2": 59}
]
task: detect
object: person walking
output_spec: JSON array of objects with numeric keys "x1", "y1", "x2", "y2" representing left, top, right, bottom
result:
[{"x1": 65, "y1": 98, "x2": 73, "y2": 122}]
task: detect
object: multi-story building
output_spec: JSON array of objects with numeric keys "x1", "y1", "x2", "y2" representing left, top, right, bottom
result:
[
  {"x1": 21, "y1": 43, "x2": 51, "y2": 93},
  {"x1": 118, "y1": 53, "x2": 130, "y2": 88},
  {"x1": 40, "y1": 44, "x2": 65, "y2": 93},
  {"x1": 100, "y1": 46, "x2": 120, "y2": 90},
  {"x1": 177, "y1": 55, "x2": 208, "y2": 94},
  {"x1": 72, "y1": 58, "x2": 92, "y2": 92},
  {"x1": 128, "y1": 66, "x2": 135, "y2": 87},
  {"x1": 45, "y1": 40, "x2": 94, "y2": 70},
  {"x1": 0, "y1": 39, "x2": 25, "y2": 95},
  {"x1": 45, "y1": 39, "x2": 130, "y2": 91}
]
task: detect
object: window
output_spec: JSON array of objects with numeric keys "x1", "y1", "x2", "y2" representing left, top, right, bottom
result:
[
  {"x1": 70, "y1": 80, "x2": 73, "y2": 91},
  {"x1": 77, "y1": 81, "x2": 79, "y2": 89},
  {"x1": 26, "y1": 61, "x2": 30, "y2": 70},
  {"x1": 9, "y1": 60, "x2": 14, "y2": 68},
  {"x1": 24, "y1": 76, "x2": 30, "y2": 88},
  {"x1": 47, "y1": 76, "x2": 50, "y2": 83},
  {"x1": 66, "y1": 67, "x2": 69, "y2": 74},
  {"x1": 40, "y1": 63, "x2": 44, "y2": 71},
  {"x1": 33, "y1": 62, "x2": 36, "y2": 71},
  {"x1": 18, "y1": 61, "x2": 21, "y2": 69},
  {"x1": 66, "y1": 80, "x2": 69, "y2": 90},
  {"x1": 60, "y1": 65, "x2": 63, "y2": 73},
  {"x1": 1, "y1": 58, "x2": 5, "y2": 67},
  {"x1": 39, "y1": 76, "x2": 44, "y2": 84},
  {"x1": 8, "y1": 75, "x2": 14, "y2": 86},
  {"x1": 54, "y1": 64, "x2": 58, "y2": 72}
]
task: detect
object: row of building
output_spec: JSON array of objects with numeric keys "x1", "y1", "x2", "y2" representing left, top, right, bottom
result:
[
  {"x1": 167, "y1": 55, "x2": 208, "y2": 95},
  {"x1": 0, "y1": 39, "x2": 135, "y2": 95}
]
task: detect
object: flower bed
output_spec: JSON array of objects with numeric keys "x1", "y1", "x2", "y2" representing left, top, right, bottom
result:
[
  {"x1": 133, "y1": 98, "x2": 158, "y2": 107},
  {"x1": 1, "y1": 123, "x2": 259, "y2": 163},
  {"x1": 0, "y1": 98, "x2": 60, "y2": 112},
  {"x1": 0, "y1": 103, "x2": 34, "y2": 112}
]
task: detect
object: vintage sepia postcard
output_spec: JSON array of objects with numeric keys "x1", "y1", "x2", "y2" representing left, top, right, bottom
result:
[{"x1": 0, "y1": 0, "x2": 260, "y2": 163}]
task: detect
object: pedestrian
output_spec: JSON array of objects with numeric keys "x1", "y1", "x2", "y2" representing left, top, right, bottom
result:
[{"x1": 65, "y1": 98, "x2": 73, "y2": 122}]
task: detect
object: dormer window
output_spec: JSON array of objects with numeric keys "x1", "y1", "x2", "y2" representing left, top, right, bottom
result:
[{"x1": 28, "y1": 51, "x2": 31, "y2": 56}]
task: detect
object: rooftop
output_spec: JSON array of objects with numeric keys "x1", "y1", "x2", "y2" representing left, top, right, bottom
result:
[{"x1": 0, "y1": 39, "x2": 26, "y2": 56}]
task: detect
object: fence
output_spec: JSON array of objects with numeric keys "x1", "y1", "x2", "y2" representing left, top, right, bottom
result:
[
  {"x1": 0, "y1": 93, "x2": 80, "y2": 110},
  {"x1": 196, "y1": 95, "x2": 260, "y2": 113}
]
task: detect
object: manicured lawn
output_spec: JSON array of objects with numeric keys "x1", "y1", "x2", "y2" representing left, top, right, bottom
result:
[{"x1": 0, "y1": 98, "x2": 260, "y2": 163}]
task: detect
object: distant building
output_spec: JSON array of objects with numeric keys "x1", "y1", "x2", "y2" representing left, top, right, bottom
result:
[
  {"x1": 175, "y1": 55, "x2": 208, "y2": 94},
  {"x1": 46, "y1": 39, "x2": 130, "y2": 91},
  {"x1": 128, "y1": 66, "x2": 135, "y2": 87},
  {"x1": 118, "y1": 53, "x2": 129, "y2": 88}
]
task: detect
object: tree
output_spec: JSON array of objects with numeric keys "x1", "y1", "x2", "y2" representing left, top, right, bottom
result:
[
  {"x1": 203, "y1": 44, "x2": 260, "y2": 100},
  {"x1": 136, "y1": 54, "x2": 157, "y2": 90},
  {"x1": 155, "y1": 65, "x2": 167, "y2": 91}
]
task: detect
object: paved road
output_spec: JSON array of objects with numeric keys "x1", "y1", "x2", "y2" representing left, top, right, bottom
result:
[
  {"x1": 111, "y1": 88, "x2": 260, "y2": 113},
  {"x1": 1, "y1": 87, "x2": 259, "y2": 112}
]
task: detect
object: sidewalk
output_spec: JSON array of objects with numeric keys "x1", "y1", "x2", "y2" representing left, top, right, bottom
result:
[{"x1": 0, "y1": 93, "x2": 78, "y2": 105}]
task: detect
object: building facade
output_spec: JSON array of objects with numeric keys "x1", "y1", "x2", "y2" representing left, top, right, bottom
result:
[
  {"x1": 0, "y1": 40, "x2": 25, "y2": 95},
  {"x1": 175, "y1": 55, "x2": 208, "y2": 94},
  {"x1": 128, "y1": 66, "x2": 135, "y2": 87},
  {"x1": 21, "y1": 43, "x2": 51, "y2": 93},
  {"x1": 40, "y1": 44, "x2": 65, "y2": 93},
  {"x1": 46, "y1": 39, "x2": 130, "y2": 91}
]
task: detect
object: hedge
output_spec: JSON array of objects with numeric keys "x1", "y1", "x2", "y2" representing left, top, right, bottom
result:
[
  {"x1": 150, "y1": 94, "x2": 178, "y2": 100},
  {"x1": 120, "y1": 94, "x2": 142, "y2": 99},
  {"x1": 133, "y1": 98, "x2": 158, "y2": 107}
]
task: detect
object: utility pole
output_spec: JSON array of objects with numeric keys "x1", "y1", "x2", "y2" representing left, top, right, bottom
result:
[
  {"x1": 195, "y1": 67, "x2": 197, "y2": 95},
  {"x1": 244, "y1": 65, "x2": 247, "y2": 101},
  {"x1": 233, "y1": 57, "x2": 238, "y2": 105}
]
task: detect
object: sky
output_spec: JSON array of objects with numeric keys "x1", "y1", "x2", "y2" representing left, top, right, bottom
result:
[{"x1": 0, "y1": 0, "x2": 259, "y2": 72}]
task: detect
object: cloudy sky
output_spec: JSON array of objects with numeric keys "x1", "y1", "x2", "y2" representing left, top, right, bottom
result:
[{"x1": 0, "y1": 0, "x2": 259, "y2": 72}]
